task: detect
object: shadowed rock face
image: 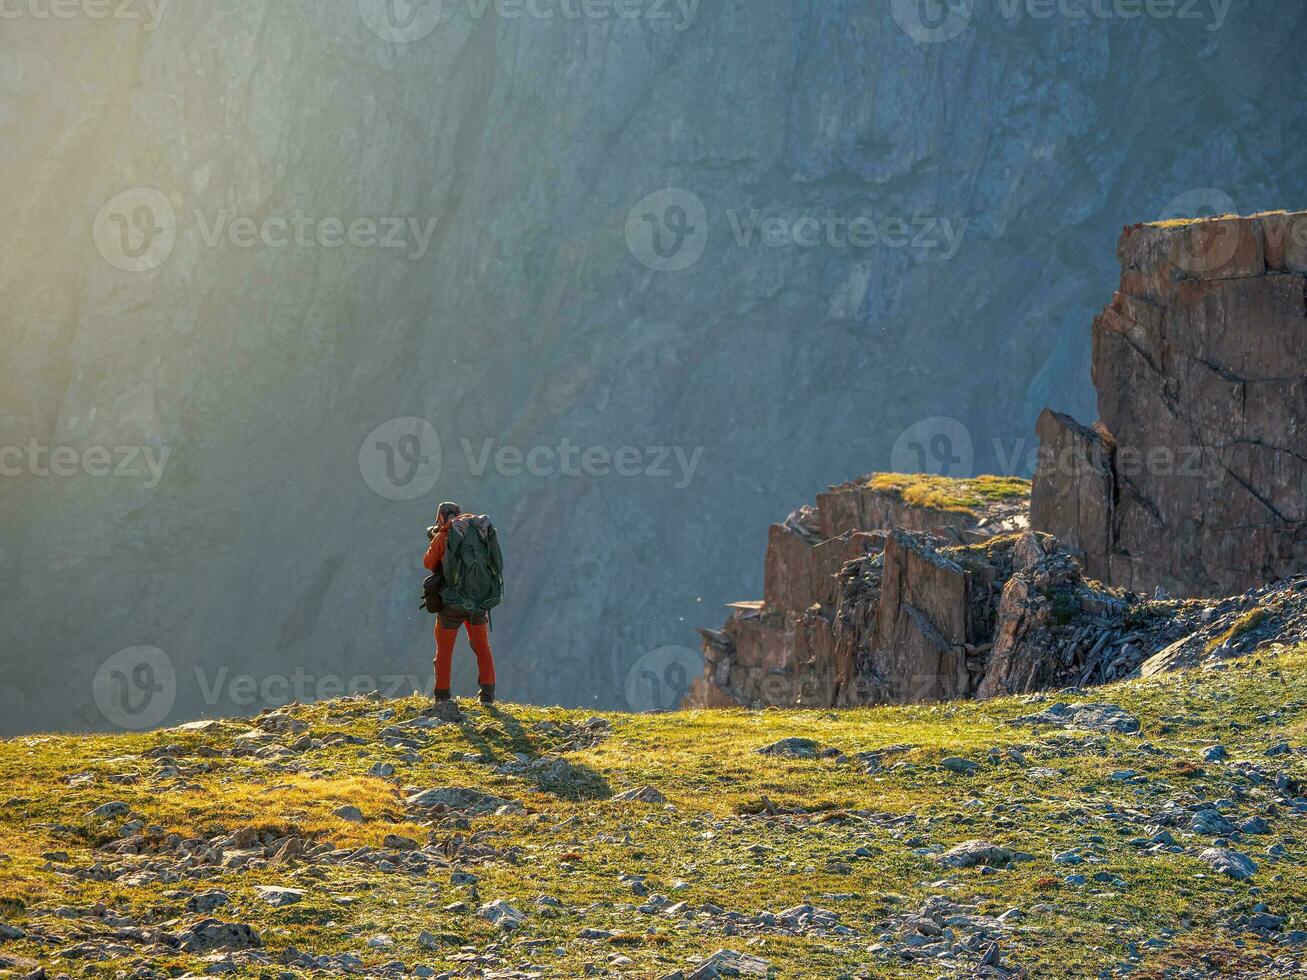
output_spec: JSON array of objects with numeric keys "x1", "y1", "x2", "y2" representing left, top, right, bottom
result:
[
  {"x1": 4, "y1": 4, "x2": 1307, "y2": 733},
  {"x1": 872, "y1": 530, "x2": 973, "y2": 704},
  {"x1": 1033, "y1": 212, "x2": 1307, "y2": 598}
]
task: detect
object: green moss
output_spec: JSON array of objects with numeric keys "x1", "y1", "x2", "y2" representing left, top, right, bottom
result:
[
  {"x1": 1204, "y1": 606, "x2": 1273, "y2": 655},
  {"x1": 1, "y1": 646, "x2": 1304, "y2": 979},
  {"x1": 868, "y1": 473, "x2": 1031, "y2": 515}
]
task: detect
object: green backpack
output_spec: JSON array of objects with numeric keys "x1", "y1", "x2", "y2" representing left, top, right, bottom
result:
[{"x1": 440, "y1": 515, "x2": 505, "y2": 614}]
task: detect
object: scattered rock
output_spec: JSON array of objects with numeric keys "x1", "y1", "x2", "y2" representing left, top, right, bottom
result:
[
  {"x1": 757, "y1": 738, "x2": 819, "y2": 759},
  {"x1": 406, "y1": 787, "x2": 520, "y2": 814},
  {"x1": 683, "y1": 948, "x2": 774, "y2": 978},
  {"x1": 178, "y1": 919, "x2": 262, "y2": 953},
  {"x1": 254, "y1": 886, "x2": 305, "y2": 907},
  {"x1": 478, "y1": 900, "x2": 526, "y2": 931},
  {"x1": 170, "y1": 719, "x2": 228, "y2": 732},
  {"x1": 1013, "y1": 702, "x2": 1141, "y2": 734},
  {"x1": 86, "y1": 801, "x2": 130, "y2": 819},
  {"x1": 1190, "y1": 808, "x2": 1237, "y2": 837},
  {"x1": 1241, "y1": 817, "x2": 1271, "y2": 835},
  {"x1": 940, "y1": 757, "x2": 981, "y2": 775},
  {"x1": 611, "y1": 786, "x2": 667, "y2": 804},
  {"x1": 186, "y1": 891, "x2": 230, "y2": 914},
  {"x1": 1200, "y1": 847, "x2": 1258, "y2": 881},
  {"x1": 938, "y1": 840, "x2": 1028, "y2": 869},
  {"x1": 428, "y1": 701, "x2": 464, "y2": 724}
]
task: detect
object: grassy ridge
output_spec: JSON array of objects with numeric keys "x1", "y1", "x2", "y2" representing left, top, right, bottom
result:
[
  {"x1": 0, "y1": 648, "x2": 1304, "y2": 978},
  {"x1": 865, "y1": 474, "x2": 1030, "y2": 516}
]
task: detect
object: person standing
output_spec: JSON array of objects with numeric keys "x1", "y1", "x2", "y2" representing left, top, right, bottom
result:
[{"x1": 423, "y1": 502, "x2": 502, "y2": 704}]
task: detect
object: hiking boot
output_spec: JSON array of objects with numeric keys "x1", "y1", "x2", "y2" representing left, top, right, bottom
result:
[
  {"x1": 479, "y1": 684, "x2": 496, "y2": 705},
  {"x1": 433, "y1": 687, "x2": 452, "y2": 702}
]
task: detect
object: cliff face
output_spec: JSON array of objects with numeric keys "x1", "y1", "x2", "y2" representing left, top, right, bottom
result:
[
  {"x1": 687, "y1": 476, "x2": 1033, "y2": 708},
  {"x1": 5, "y1": 3, "x2": 1307, "y2": 733},
  {"x1": 690, "y1": 210, "x2": 1307, "y2": 711},
  {"x1": 689, "y1": 469, "x2": 1307, "y2": 709},
  {"x1": 1032, "y1": 212, "x2": 1307, "y2": 598}
]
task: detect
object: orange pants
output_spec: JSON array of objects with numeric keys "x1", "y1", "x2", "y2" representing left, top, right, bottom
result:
[{"x1": 435, "y1": 620, "x2": 496, "y2": 690}]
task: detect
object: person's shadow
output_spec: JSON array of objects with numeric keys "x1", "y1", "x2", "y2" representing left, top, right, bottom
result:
[{"x1": 454, "y1": 705, "x2": 612, "y2": 801}]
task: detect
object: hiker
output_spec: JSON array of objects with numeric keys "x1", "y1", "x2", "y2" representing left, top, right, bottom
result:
[{"x1": 422, "y1": 501, "x2": 504, "y2": 704}]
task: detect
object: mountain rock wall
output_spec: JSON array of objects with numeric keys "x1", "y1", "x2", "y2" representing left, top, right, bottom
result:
[
  {"x1": 5, "y1": 3, "x2": 1307, "y2": 733},
  {"x1": 1032, "y1": 212, "x2": 1307, "y2": 598}
]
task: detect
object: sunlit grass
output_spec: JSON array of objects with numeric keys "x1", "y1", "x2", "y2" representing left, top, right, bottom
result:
[
  {"x1": 867, "y1": 473, "x2": 1031, "y2": 515},
  {"x1": 0, "y1": 647, "x2": 1303, "y2": 978}
]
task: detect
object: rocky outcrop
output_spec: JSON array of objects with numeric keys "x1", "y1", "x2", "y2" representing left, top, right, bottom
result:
[
  {"x1": 688, "y1": 476, "x2": 1032, "y2": 709},
  {"x1": 815, "y1": 481, "x2": 1021, "y2": 544},
  {"x1": 690, "y1": 467, "x2": 1307, "y2": 710},
  {"x1": 1033, "y1": 212, "x2": 1307, "y2": 599},
  {"x1": 691, "y1": 209, "x2": 1307, "y2": 712}
]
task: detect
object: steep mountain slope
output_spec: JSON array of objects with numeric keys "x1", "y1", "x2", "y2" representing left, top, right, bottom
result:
[
  {"x1": 5, "y1": 3, "x2": 1307, "y2": 731},
  {"x1": 1, "y1": 648, "x2": 1305, "y2": 978}
]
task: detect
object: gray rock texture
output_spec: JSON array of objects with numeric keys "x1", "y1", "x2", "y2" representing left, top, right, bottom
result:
[{"x1": 3, "y1": 3, "x2": 1307, "y2": 732}]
